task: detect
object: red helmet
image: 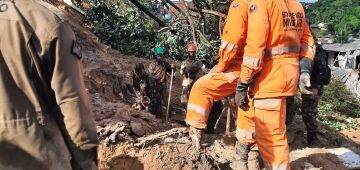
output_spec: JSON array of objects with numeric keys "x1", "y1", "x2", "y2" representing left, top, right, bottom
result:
[{"x1": 187, "y1": 43, "x2": 197, "y2": 52}]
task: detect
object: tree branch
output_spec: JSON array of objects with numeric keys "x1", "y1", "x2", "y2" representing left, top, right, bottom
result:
[
  {"x1": 189, "y1": 7, "x2": 226, "y2": 18},
  {"x1": 128, "y1": 0, "x2": 166, "y2": 27},
  {"x1": 181, "y1": 0, "x2": 198, "y2": 46}
]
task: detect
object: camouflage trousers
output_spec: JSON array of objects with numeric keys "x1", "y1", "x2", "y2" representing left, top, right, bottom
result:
[
  {"x1": 286, "y1": 86, "x2": 323, "y2": 135},
  {"x1": 301, "y1": 86, "x2": 323, "y2": 135}
]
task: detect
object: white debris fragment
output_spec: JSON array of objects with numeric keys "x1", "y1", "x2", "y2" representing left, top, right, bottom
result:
[{"x1": 328, "y1": 148, "x2": 360, "y2": 169}]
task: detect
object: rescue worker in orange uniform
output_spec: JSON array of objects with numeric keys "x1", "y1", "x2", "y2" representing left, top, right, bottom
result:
[
  {"x1": 186, "y1": 0, "x2": 251, "y2": 151},
  {"x1": 235, "y1": 0, "x2": 316, "y2": 169}
]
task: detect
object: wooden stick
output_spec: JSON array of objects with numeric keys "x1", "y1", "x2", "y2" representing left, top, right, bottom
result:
[
  {"x1": 166, "y1": 66, "x2": 175, "y2": 123},
  {"x1": 135, "y1": 127, "x2": 187, "y2": 147}
]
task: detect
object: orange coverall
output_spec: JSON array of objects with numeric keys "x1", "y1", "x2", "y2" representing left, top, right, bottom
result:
[
  {"x1": 239, "y1": 0, "x2": 315, "y2": 169},
  {"x1": 186, "y1": 0, "x2": 249, "y2": 129},
  {"x1": 236, "y1": 98, "x2": 256, "y2": 147}
]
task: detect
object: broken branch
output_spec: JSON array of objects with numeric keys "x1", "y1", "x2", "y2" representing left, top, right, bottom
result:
[
  {"x1": 189, "y1": 8, "x2": 226, "y2": 18},
  {"x1": 134, "y1": 127, "x2": 188, "y2": 147}
]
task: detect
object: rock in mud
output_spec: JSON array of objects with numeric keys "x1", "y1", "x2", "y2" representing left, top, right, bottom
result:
[{"x1": 131, "y1": 121, "x2": 145, "y2": 136}]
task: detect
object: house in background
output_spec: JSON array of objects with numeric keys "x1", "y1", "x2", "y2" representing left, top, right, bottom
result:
[{"x1": 323, "y1": 40, "x2": 360, "y2": 69}]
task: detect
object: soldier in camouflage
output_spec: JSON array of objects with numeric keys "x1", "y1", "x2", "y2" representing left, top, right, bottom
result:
[
  {"x1": 133, "y1": 63, "x2": 163, "y2": 118},
  {"x1": 148, "y1": 47, "x2": 172, "y2": 106},
  {"x1": 286, "y1": 43, "x2": 331, "y2": 147},
  {"x1": 0, "y1": 0, "x2": 98, "y2": 169}
]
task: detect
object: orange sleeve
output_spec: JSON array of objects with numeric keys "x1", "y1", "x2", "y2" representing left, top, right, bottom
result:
[
  {"x1": 218, "y1": 0, "x2": 248, "y2": 72},
  {"x1": 300, "y1": 16, "x2": 316, "y2": 60},
  {"x1": 240, "y1": 0, "x2": 269, "y2": 84}
]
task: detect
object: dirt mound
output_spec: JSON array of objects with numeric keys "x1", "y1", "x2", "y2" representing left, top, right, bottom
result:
[{"x1": 99, "y1": 143, "x2": 217, "y2": 170}]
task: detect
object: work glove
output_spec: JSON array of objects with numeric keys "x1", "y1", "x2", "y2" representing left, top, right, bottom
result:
[
  {"x1": 299, "y1": 57, "x2": 314, "y2": 95},
  {"x1": 235, "y1": 79, "x2": 250, "y2": 111},
  {"x1": 299, "y1": 72, "x2": 312, "y2": 95}
]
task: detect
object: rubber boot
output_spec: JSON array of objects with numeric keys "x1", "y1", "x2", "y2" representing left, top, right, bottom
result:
[
  {"x1": 230, "y1": 142, "x2": 250, "y2": 170},
  {"x1": 248, "y1": 150, "x2": 260, "y2": 170},
  {"x1": 189, "y1": 126, "x2": 204, "y2": 151}
]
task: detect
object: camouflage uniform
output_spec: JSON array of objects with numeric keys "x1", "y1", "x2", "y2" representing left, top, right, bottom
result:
[
  {"x1": 133, "y1": 64, "x2": 163, "y2": 118},
  {"x1": 148, "y1": 58, "x2": 172, "y2": 104},
  {"x1": 0, "y1": 0, "x2": 98, "y2": 169},
  {"x1": 180, "y1": 59, "x2": 205, "y2": 105},
  {"x1": 286, "y1": 44, "x2": 331, "y2": 146}
]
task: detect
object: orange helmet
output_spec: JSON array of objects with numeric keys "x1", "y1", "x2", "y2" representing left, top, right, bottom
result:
[{"x1": 187, "y1": 43, "x2": 197, "y2": 52}]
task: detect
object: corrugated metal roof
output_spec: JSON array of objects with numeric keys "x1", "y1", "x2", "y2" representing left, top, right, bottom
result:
[{"x1": 322, "y1": 40, "x2": 360, "y2": 52}]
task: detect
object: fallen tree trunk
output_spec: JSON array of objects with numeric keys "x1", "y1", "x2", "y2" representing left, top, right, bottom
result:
[{"x1": 128, "y1": 0, "x2": 167, "y2": 27}]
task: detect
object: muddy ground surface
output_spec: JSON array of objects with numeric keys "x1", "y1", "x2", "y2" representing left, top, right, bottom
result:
[{"x1": 60, "y1": 6, "x2": 360, "y2": 170}]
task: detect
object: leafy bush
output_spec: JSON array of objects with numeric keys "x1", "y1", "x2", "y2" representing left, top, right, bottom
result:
[
  {"x1": 321, "y1": 80, "x2": 360, "y2": 118},
  {"x1": 292, "y1": 79, "x2": 360, "y2": 130},
  {"x1": 300, "y1": 79, "x2": 360, "y2": 130},
  {"x1": 85, "y1": 0, "x2": 157, "y2": 57}
]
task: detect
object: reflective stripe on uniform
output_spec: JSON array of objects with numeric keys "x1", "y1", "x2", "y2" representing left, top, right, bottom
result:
[
  {"x1": 236, "y1": 128, "x2": 255, "y2": 140},
  {"x1": 187, "y1": 103, "x2": 209, "y2": 116},
  {"x1": 265, "y1": 45, "x2": 300, "y2": 57},
  {"x1": 220, "y1": 40, "x2": 239, "y2": 51},
  {"x1": 254, "y1": 98, "x2": 281, "y2": 109},
  {"x1": 300, "y1": 44, "x2": 315, "y2": 53},
  {"x1": 264, "y1": 163, "x2": 288, "y2": 170},
  {"x1": 243, "y1": 55, "x2": 262, "y2": 67}
]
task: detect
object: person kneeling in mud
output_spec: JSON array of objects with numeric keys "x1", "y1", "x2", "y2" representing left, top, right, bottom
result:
[{"x1": 132, "y1": 63, "x2": 163, "y2": 118}]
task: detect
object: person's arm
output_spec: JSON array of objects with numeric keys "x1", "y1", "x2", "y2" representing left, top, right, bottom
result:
[
  {"x1": 180, "y1": 61, "x2": 188, "y2": 77},
  {"x1": 132, "y1": 72, "x2": 140, "y2": 92},
  {"x1": 50, "y1": 21, "x2": 98, "y2": 168},
  {"x1": 216, "y1": 0, "x2": 249, "y2": 72},
  {"x1": 300, "y1": 16, "x2": 316, "y2": 61},
  {"x1": 165, "y1": 60, "x2": 172, "y2": 74},
  {"x1": 239, "y1": 0, "x2": 269, "y2": 84}
]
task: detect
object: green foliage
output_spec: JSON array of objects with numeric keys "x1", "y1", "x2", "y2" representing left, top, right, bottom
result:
[
  {"x1": 317, "y1": 80, "x2": 360, "y2": 130},
  {"x1": 306, "y1": 0, "x2": 360, "y2": 42},
  {"x1": 292, "y1": 79, "x2": 360, "y2": 130},
  {"x1": 85, "y1": 0, "x2": 222, "y2": 66},
  {"x1": 85, "y1": 0, "x2": 157, "y2": 57},
  {"x1": 321, "y1": 80, "x2": 360, "y2": 118}
]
